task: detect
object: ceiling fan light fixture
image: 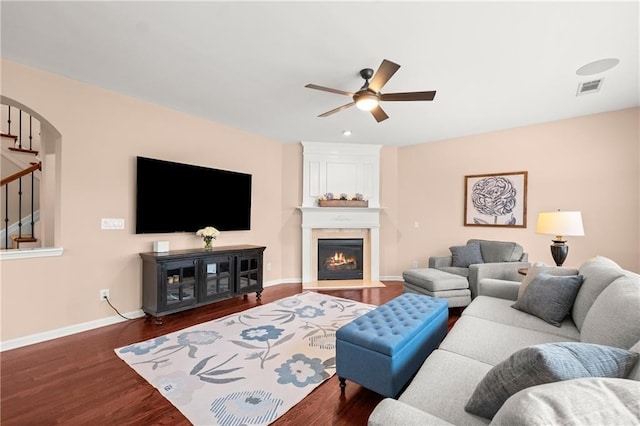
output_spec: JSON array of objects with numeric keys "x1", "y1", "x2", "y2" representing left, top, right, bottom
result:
[
  {"x1": 354, "y1": 92, "x2": 379, "y2": 111},
  {"x1": 305, "y1": 59, "x2": 436, "y2": 122}
]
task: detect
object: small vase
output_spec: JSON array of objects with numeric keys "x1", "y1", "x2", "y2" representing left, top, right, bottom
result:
[{"x1": 204, "y1": 238, "x2": 213, "y2": 251}]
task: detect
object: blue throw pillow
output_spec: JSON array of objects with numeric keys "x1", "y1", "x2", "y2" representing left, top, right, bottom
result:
[
  {"x1": 465, "y1": 342, "x2": 640, "y2": 420},
  {"x1": 449, "y1": 242, "x2": 483, "y2": 267}
]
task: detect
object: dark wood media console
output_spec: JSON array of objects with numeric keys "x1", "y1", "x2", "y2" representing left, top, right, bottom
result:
[{"x1": 140, "y1": 244, "x2": 265, "y2": 324}]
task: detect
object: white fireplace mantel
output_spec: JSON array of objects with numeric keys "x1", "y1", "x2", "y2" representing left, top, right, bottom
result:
[{"x1": 299, "y1": 142, "x2": 382, "y2": 286}]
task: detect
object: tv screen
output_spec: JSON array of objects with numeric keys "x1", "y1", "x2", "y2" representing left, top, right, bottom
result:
[{"x1": 136, "y1": 156, "x2": 252, "y2": 234}]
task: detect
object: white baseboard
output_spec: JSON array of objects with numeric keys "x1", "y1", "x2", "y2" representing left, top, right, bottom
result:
[
  {"x1": 380, "y1": 275, "x2": 403, "y2": 281},
  {"x1": 264, "y1": 277, "x2": 403, "y2": 287},
  {"x1": 263, "y1": 278, "x2": 301, "y2": 287},
  {"x1": 0, "y1": 309, "x2": 145, "y2": 352}
]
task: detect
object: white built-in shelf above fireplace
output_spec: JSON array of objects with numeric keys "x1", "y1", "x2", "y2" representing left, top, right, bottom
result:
[{"x1": 298, "y1": 142, "x2": 382, "y2": 288}]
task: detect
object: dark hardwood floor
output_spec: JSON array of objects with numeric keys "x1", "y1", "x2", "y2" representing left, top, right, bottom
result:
[{"x1": 1, "y1": 281, "x2": 461, "y2": 425}]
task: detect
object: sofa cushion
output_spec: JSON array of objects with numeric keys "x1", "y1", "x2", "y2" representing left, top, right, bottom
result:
[
  {"x1": 573, "y1": 256, "x2": 625, "y2": 331},
  {"x1": 468, "y1": 239, "x2": 523, "y2": 263},
  {"x1": 368, "y1": 398, "x2": 457, "y2": 426},
  {"x1": 397, "y1": 349, "x2": 493, "y2": 426},
  {"x1": 462, "y1": 296, "x2": 580, "y2": 340},
  {"x1": 581, "y1": 274, "x2": 640, "y2": 350},
  {"x1": 464, "y1": 342, "x2": 639, "y2": 420},
  {"x1": 511, "y1": 273, "x2": 583, "y2": 327},
  {"x1": 491, "y1": 378, "x2": 640, "y2": 426},
  {"x1": 449, "y1": 242, "x2": 483, "y2": 267},
  {"x1": 517, "y1": 262, "x2": 579, "y2": 299},
  {"x1": 439, "y1": 315, "x2": 579, "y2": 366}
]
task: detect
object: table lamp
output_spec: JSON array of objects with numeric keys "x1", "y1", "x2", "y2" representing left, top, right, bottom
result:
[{"x1": 536, "y1": 211, "x2": 584, "y2": 266}]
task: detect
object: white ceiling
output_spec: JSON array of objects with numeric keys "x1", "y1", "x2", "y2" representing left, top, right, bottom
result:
[{"x1": 1, "y1": 1, "x2": 638, "y2": 147}]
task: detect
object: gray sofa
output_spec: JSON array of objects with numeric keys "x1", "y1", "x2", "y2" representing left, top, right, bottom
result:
[
  {"x1": 429, "y1": 239, "x2": 530, "y2": 298},
  {"x1": 369, "y1": 256, "x2": 640, "y2": 425}
]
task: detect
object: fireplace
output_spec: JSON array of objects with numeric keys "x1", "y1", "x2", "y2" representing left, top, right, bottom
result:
[
  {"x1": 317, "y1": 238, "x2": 364, "y2": 280},
  {"x1": 299, "y1": 141, "x2": 382, "y2": 287}
]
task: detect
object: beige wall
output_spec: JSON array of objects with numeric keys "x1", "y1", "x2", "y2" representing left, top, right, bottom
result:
[
  {"x1": 379, "y1": 146, "x2": 400, "y2": 278},
  {"x1": 1, "y1": 58, "x2": 638, "y2": 344},
  {"x1": 397, "y1": 108, "x2": 639, "y2": 273},
  {"x1": 280, "y1": 143, "x2": 302, "y2": 281},
  {"x1": 1, "y1": 59, "x2": 286, "y2": 341}
]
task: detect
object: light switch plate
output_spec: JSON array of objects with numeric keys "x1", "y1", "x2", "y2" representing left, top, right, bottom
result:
[{"x1": 101, "y1": 218, "x2": 125, "y2": 230}]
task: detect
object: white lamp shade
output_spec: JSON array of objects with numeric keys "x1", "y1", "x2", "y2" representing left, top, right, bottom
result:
[{"x1": 536, "y1": 211, "x2": 585, "y2": 237}]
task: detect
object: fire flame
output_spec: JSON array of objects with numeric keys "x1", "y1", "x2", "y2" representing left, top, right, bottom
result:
[{"x1": 324, "y1": 251, "x2": 357, "y2": 269}]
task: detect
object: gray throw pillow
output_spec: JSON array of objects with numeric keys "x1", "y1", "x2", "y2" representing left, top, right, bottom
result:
[
  {"x1": 464, "y1": 342, "x2": 640, "y2": 420},
  {"x1": 512, "y1": 273, "x2": 583, "y2": 326},
  {"x1": 449, "y1": 242, "x2": 483, "y2": 267},
  {"x1": 517, "y1": 262, "x2": 579, "y2": 299}
]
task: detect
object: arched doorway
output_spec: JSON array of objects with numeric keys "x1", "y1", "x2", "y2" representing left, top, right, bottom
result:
[{"x1": 1, "y1": 96, "x2": 61, "y2": 252}]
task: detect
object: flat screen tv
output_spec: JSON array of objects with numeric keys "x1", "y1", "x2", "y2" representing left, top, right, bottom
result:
[{"x1": 135, "y1": 156, "x2": 252, "y2": 234}]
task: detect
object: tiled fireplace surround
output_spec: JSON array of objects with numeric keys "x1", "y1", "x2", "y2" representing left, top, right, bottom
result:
[{"x1": 299, "y1": 142, "x2": 382, "y2": 289}]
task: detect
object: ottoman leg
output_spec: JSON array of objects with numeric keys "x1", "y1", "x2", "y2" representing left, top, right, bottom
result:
[{"x1": 339, "y1": 377, "x2": 346, "y2": 392}]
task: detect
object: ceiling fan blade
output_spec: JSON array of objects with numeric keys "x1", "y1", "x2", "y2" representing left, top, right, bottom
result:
[
  {"x1": 380, "y1": 91, "x2": 437, "y2": 102},
  {"x1": 305, "y1": 84, "x2": 354, "y2": 97},
  {"x1": 318, "y1": 102, "x2": 356, "y2": 117},
  {"x1": 368, "y1": 59, "x2": 401, "y2": 93},
  {"x1": 370, "y1": 105, "x2": 389, "y2": 122}
]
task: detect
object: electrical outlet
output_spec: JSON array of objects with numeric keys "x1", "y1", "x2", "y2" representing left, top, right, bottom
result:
[
  {"x1": 100, "y1": 289, "x2": 110, "y2": 301},
  {"x1": 266, "y1": 262, "x2": 272, "y2": 271},
  {"x1": 412, "y1": 260, "x2": 418, "y2": 269}
]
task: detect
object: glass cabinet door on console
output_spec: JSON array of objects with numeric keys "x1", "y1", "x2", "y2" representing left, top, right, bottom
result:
[
  {"x1": 237, "y1": 251, "x2": 263, "y2": 296},
  {"x1": 200, "y1": 254, "x2": 234, "y2": 303},
  {"x1": 161, "y1": 260, "x2": 197, "y2": 311}
]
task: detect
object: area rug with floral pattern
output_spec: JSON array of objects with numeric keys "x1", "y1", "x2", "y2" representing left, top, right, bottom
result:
[{"x1": 115, "y1": 291, "x2": 374, "y2": 425}]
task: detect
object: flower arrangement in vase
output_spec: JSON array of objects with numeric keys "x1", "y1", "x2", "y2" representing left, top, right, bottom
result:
[{"x1": 196, "y1": 226, "x2": 220, "y2": 250}]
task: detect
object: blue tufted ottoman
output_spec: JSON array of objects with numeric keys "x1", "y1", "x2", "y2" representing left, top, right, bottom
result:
[{"x1": 336, "y1": 293, "x2": 448, "y2": 397}]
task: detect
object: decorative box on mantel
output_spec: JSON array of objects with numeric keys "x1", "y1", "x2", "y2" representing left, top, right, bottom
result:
[{"x1": 319, "y1": 200, "x2": 369, "y2": 208}]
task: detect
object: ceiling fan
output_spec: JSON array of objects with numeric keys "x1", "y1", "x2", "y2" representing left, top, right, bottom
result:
[{"x1": 305, "y1": 59, "x2": 436, "y2": 123}]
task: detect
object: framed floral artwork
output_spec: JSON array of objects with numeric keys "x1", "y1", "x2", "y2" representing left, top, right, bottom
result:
[{"x1": 464, "y1": 171, "x2": 528, "y2": 228}]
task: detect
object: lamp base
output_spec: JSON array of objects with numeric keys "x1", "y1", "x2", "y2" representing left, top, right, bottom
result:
[{"x1": 550, "y1": 240, "x2": 569, "y2": 267}]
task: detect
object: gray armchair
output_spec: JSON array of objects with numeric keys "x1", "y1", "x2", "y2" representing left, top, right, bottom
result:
[{"x1": 428, "y1": 239, "x2": 530, "y2": 298}]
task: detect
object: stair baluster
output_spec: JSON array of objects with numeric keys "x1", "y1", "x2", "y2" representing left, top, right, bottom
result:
[
  {"x1": 29, "y1": 117, "x2": 35, "y2": 239},
  {"x1": 18, "y1": 109, "x2": 22, "y2": 150},
  {"x1": 4, "y1": 188, "x2": 8, "y2": 250},
  {"x1": 29, "y1": 116, "x2": 33, "y2": 151},
  {"x1": 17, "y1": 175, "x2": 23, "y2": 240}
]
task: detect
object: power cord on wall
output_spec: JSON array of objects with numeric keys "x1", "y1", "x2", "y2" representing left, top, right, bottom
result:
[{"x1": 105, "y1": 296, "x2": 136, "y2": 320}]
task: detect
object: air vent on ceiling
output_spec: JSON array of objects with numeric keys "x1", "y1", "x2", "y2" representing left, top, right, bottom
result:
[{"x1": 576, "y1": 78, "x2": 604, "y2": 96}]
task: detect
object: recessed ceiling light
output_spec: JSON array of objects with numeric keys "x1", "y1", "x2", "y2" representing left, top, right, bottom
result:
[
  {"x1": 576, "y1": 58, "x2": 620, "y2": 76},
  {"x1": 342, "y1": 130, "x2": 352, "y2": 136}
]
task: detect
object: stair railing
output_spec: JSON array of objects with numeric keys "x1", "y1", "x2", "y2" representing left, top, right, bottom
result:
[
  {"x1": 2, "y1": 162, "x2": 41, "y2": 249},
  {"x1": 2, "y1": 105, "x2": 40, "y2": 249}
]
